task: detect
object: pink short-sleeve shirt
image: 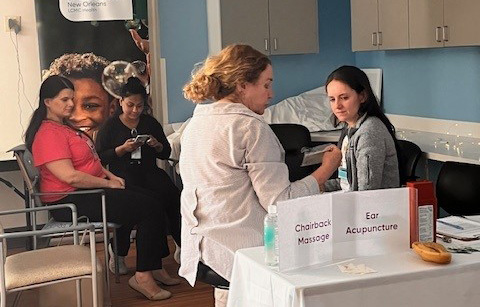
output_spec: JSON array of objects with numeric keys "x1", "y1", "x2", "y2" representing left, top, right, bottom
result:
[{"x1": 32, "y1": 121, "x2": 105, "y2": 202}]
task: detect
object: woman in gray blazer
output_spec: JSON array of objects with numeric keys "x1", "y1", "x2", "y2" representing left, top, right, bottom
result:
[{"x1": 325, "y1": 65, "x2": 400, "y2": 192}]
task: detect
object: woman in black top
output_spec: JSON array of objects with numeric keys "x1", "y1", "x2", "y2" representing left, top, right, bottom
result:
[{"x1": 96, "y1": 77, "x2": 181, "y2": 284}]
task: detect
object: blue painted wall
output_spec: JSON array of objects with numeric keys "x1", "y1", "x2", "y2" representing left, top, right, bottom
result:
[
  {"x1": 159, "y1": 0, "x2": 354, "y2": 123},
  {"x1": 158, "y1": 0, "x2": 209, "y2": 123},
  {"x1": 355, "y1": 47, "x2": 480, "y2": 123},
  {"x1": 270, "y1": 0, "x2": 354, "y2": 102}
]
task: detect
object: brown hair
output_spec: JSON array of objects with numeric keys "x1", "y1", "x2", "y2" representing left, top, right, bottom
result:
[{"x1": 183, "y1": 44, "x2": 271, "y2": 102}]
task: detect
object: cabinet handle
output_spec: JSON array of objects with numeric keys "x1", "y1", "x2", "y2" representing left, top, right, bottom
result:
[
  {"x1": 435, "y1": 27, "x2": 442, "y2": 42},
  {"x1": 372, "y1": 32, "x2": 377, "y2": 46},
  {"x1": 378, "y1": 31, "x2": 383, "y2": 46},
  {"x1": 273, "y1": 38, "x2": 278, "y2": 51},
  {"x1": 443, "y1": 26, "x2": 449, "y2": 42},
  {"x1": 264, "y1": 39, "x2": 269, "y2": 51}
]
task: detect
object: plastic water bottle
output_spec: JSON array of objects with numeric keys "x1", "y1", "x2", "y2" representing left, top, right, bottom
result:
[{"x1": 264, "y1": 204, "x2": 279, "y2": 266}]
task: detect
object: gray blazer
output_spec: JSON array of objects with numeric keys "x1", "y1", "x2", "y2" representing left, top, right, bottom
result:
[{"x1": 326, "y1": 115, "x2": 400, "y2": 191}]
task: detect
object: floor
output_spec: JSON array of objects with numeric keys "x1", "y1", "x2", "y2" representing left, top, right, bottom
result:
[{"x1": 7, "y1": 238, "x2": 215, "y2": 307}]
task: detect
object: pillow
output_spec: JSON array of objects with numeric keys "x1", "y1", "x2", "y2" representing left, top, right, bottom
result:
[{"x1": 263, "y1": 86, "x2": 339, "y2": 132}]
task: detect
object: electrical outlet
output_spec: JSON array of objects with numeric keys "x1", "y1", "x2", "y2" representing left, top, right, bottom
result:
[{"x1": 4, "y1": 16, "x2": 21, "y2": 32}]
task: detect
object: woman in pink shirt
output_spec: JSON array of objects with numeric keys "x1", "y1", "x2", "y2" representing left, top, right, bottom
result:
[{"x1": 24, "y1": 75, "x2": 176, "y2": 301}]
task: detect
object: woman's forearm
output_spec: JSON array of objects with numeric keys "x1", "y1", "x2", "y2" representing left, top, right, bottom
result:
[
  {"x1": 312, "y1": 165, "x2": 335, "y2": 188},
  {"x1": 68, "y1": 170, "x2": 112, "y2": 189},
  {"x1": 115, "y1": 144, "x2": 128, "y2": 157}
]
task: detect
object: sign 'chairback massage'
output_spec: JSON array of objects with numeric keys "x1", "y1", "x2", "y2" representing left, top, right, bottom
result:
[{"x1": 276, "y1": 188, "x2": 411, "y2": 271}]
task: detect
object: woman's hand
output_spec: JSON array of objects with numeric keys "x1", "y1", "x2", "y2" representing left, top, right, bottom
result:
[
  {"x1": 116, "y1": 138, "x2": 142, "y2": 157},
  {"x1": 322, "y1": 145, "x2": 342, "y2": 171},
  {"x1": 311, "y1": 145, "x2": 342, "y2": 187},
  {"x1": 146, "y1": 135, "x2": 164, "y2": 152},
  {"x1": 104, "y1": 170, "x2": 125, "y2": 189},
  {"x1": 107, "y1": 177, "x2": 125, "y2": 189}
]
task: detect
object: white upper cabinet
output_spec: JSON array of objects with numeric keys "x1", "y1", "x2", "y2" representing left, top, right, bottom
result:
[
  {"x1": 443, "y1": 0, "x2": 480, "y2": 47},
  {"x1": 409, "y1": 0, "x2": 480, "y2": 49},
  {"x1": 207, "y1": 0, "x2": 319, "y2": 55},
  {"x1": 351, "y1": 0, "x2": 409, "y2": 51},
  {"x1": 351, "y1": 0, "x2": 378, "y2": 51},
  {"x1": 409, "y1": 0, "x2": 444, "y2": 49}
]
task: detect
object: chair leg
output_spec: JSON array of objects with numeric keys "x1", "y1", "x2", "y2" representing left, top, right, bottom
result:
[
  {"x1": 112, "y1": 228, "x2": 120, "y2": 283},
  {"x1": 103, "y1": 229, "x2": 110, "y2": 299},
  {"x1": 90, "y1": 230, "x2": 98, "y2": 307},
  {"x1": 76, "y1": 279, "x2": 82, "y2": 307},
  {"x1": 0, "y1": 248, "x2": 7, "y2": 307},
  {"x1": 101, "y1": 194, "x2": 111, "y2": 301}
]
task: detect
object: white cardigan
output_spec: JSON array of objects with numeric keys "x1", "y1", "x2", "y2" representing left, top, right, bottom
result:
[{"x1": 179, "y1": 102, "x2": 320, "y2": 285}]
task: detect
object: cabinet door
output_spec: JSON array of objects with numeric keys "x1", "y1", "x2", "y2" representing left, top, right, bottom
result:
[
  {"x1": 444, "y1": 0, "x2": 480, "y2": 47},
  {"x1": 207, "y1": 0, "x2": 269, "y2": 54},
  {"x1": 268, "y1": 0, "x2": 319, "y2": 55},
  {"x1": 409, "y1": 0, "x2": 444, "y2": 49},
  {"x1": 378, "y1": 0, "x2": 409, "y2": 50},
  {"x1": 351, "y1": 0, "x2": 379, "y2": 51}
]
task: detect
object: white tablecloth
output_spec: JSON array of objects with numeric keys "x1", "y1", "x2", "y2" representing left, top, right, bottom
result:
[{"x1": 227, "y1": 246, "x2": 480, "y2": 307}]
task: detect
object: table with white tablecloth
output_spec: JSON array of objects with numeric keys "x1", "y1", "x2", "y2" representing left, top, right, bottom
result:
[{"x1": 227, "y1": 246, "x2": 480, "y2": 307}]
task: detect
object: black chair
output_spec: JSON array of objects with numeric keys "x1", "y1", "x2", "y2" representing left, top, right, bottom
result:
[
  {"x1": 397, "y1": 140, "x2": 423, "y2": 185},
  {"x1": 436, "y1": 161, "x2": 480, "y2": 216},
  {"x1": 269, "y1": 124, "x2": 315, "y2": 182},
  {"x1": 196, "y1": 262, "x2": 229, "y2": 290}
]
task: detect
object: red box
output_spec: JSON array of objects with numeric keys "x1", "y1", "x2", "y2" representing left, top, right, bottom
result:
[{"x1": 407, "y1": 180, "x2": 437, "y2": 246}]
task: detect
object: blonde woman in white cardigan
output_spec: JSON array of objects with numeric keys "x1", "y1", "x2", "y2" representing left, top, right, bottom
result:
[{"x1": 180, "y1": 44, "x2": 341, "y2": 306}]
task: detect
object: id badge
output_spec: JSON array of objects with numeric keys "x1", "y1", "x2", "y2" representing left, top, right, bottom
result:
[
  {"x1": 338, "y1": 167, "x2": 347, "y2": 180},
  {"x1": 131, "y1": 147, "x2": 141, "y2": 159}
]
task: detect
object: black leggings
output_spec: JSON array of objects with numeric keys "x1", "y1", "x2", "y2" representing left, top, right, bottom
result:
[{"x1": 50, "y1": 186, "x2": 169, "y2": 272}]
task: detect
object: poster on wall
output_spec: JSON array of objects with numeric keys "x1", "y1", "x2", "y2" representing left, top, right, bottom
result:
[{"x1": 34, "y1": 0, "x2": 149, "y2": 137}]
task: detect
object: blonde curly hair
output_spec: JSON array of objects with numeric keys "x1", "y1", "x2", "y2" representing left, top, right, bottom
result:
[
  {"x1": 43, "y1": 52, "x2": 110, "y2": 84},
  {"x1": 183, "y1": 44, "x2": 271, "y2": 102}
]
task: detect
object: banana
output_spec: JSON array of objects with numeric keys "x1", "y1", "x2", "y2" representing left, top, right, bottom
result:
[{"x1": 412, "y1": 241, "x2": 452, "y2": 264}]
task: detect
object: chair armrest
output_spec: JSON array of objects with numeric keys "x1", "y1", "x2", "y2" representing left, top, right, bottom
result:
[
  {"x1": 0, "y1": 204, "x2": 78, "y2": 228},
  {"x1": 0, "y1": 204, "x2": 77, "y2": 216},
  {"x1": 32, "y1": 189, "x2": 105, "y2": 196},
  {"x1": 0, "y1": 224, "x2": 95, "y2": 240}
]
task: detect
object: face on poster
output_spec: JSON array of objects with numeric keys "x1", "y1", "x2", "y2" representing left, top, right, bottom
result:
[{"x1": 36, "y1": 0, "x2": 146, "y2": 137}]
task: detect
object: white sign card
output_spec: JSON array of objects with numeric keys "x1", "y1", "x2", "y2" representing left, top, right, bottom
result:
[
  {"x1": 60, "y1": 0, "x2": 133, "y2": 22},
  {"x1": 276, "y1": 188, "x2": 410, "y2": 272},
  {"x1": 332, "y1": 188, "x2": 410, "y2": 259},
  {"x1": 277, "y1": 193, "x2": 333, "y2": 272}
]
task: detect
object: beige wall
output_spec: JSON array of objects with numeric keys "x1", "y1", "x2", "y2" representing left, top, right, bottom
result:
[
  {"x1": 0, "y1": 0, "x2": 43, "y2": 228},
  {"x1": 0, "y1": 0, "x2": 41, "y2": 161}
]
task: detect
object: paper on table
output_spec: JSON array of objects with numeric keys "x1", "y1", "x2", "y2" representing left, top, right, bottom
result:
[
  {"x1": 301, "y1": 143, "x2": 333, "y2": 167},
  {"x1": 338, "y1": 263, "x2": 377, "y2": 275},
  {"x1": 436, "y1": 216, "x2": 480, "y2": 240}
]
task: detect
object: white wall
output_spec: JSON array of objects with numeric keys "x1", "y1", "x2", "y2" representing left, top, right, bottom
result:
[
  {"x1": 0, "y1": 0, "x2": 42, "y2": 228},
  {"x1": 0, "y1": 0, "x2": 41, "y2": 161}
]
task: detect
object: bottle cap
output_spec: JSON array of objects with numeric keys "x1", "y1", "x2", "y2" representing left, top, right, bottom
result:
[{"x1": 268, "y1": 205, "x2": 277, "y2": 214}]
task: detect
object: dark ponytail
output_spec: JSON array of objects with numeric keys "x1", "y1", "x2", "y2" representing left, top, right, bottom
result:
[{"x1": 25, "y1": 75, "x2": 74, "y2": 150}]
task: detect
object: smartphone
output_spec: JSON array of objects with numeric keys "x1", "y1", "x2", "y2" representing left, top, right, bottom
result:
[{"x1": 134, "y1": 134, "x2": 150, "y2": 144}]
